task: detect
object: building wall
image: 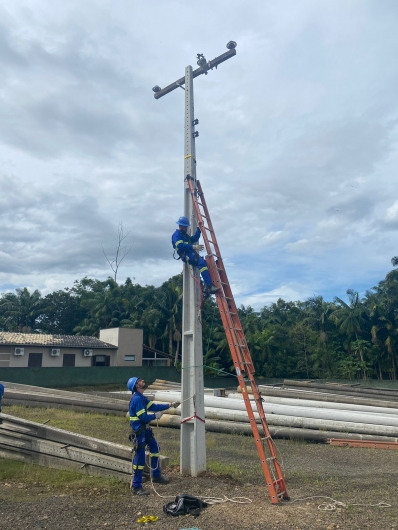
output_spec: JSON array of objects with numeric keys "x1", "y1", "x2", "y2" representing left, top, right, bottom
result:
[
  {"x1": 99, "y1": 328, "x2": 143, "y2": 367},
  {"x1": 1, "y1": 346, "x2": 116, "y2": 368}
]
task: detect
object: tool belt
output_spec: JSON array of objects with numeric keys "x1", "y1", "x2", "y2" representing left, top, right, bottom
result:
[
  {"x1": 176, "y1": 250, "x2": 199, "y2": 266},
  {"x1": 129, "y1": 426, "x2": 154, "y2": 447}
]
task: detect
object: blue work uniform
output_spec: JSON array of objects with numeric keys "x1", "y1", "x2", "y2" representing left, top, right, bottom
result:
[
  {"x1": 129, "y1": 391, "x2": 170, "y2": 490},
  {"x1": 171, "y1": 227, "x2": 212, "y2": 285}
]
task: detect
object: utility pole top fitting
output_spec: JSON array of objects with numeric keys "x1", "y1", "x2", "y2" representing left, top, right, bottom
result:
[{"x1": 152, "y1": 41, "x2": 237, "y2": 99}]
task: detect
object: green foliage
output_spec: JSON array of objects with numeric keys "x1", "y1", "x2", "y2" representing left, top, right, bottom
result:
[{"x1": 2, "y1": 259, "x2": 398, "y2": 380}]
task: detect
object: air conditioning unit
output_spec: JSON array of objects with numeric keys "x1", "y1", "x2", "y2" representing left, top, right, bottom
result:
[
  {"x1": 51, "y1": 348, "x2": 61, "y2": 357},
  {"x1": 14, "y1": 347, "x2": 25, "y2": 356},
  {"x1": 83, "y1": 349, "x2": 93, "y2": 357}
]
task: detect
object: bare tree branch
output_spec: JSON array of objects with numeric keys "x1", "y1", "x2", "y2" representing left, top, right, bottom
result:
[{"x1": 102, "y1": 222, "x2": 133, "y2": 282}]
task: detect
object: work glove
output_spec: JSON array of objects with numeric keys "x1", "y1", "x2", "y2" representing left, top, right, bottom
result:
[
  {"x1": 171, "y1": 401, "x2": 181, "y2": 408},
  {"x1": 154, "y1": 411, "x2": 164, "y2": 420},
  {"x1": 193, "y1": 244, "x2": 204, "y2": 251}
]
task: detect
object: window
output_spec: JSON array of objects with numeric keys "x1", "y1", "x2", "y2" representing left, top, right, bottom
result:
[
  {"x1": 124, "y1": 355, "x2": 136, "y2": 362},
  {"x1": 28, "y1": 353, "x2": 43, "y2": 367},
  {"x1": 92, "y1": 355, "x2": 110, "y2": 367},
  {"x1": 63, "y1": 354, "x2": 75, "y2": 367}
]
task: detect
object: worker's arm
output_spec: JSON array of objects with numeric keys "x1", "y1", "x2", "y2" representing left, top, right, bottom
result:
[
  {"x1": 147, "y1": 401, "x2": 171, "y2": 413},
  {"x1": 172, "y1": 232, "x2": 194, "y2": 253},
  {"x1": 191, "y1": 227, "x2": 201, "y2": 243},
  {"x1": 129, "y1": 395, "x2": 165, "y2": 426}
]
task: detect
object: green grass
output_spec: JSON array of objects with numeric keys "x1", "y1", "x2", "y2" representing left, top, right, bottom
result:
[
  {"x1": 4, "y1": 405, "x2": 129, "y2": 444},
  {"x1": 0, "y1": 458, "x2": 127, "y2": 496}
]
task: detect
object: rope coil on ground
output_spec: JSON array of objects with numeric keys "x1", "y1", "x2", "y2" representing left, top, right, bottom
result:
[{"x1": 285, "y1": 495, "x2": 391, "y2": 510}]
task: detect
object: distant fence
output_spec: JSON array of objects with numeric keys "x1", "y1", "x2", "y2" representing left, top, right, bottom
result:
[
  {"x1": 0, "y1": 366, "x2": 239, "y2": 389},
  {"x1": 3, "y1": 367, "x2": 397, "y2": 391}
]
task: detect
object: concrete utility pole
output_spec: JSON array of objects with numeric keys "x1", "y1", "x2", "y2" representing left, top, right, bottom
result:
[{"x1": 152, "y1": 41, "x2": 237, "y2": 476}]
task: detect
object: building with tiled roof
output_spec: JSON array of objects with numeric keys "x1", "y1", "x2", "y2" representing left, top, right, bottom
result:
[
  {"x1": 0, "y1": 328, "x2": 146, "y2": 369},
  {"x1": 0, "y1": 333, "x2": 116, "y2": 349}
]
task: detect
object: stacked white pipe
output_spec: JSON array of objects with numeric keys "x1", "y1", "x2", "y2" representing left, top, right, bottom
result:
[{"x1": 149, "y1": 387, "x2": 398, "y2": 442}]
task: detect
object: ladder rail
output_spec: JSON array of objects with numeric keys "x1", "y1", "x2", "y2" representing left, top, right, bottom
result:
[{"x1": 186, "y1": 177, "x2": 289, "y2": 503}]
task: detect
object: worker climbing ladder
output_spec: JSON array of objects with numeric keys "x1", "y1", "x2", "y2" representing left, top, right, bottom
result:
[{"x1": 186, "y1": 175, "x2": 290, "y2": 504}]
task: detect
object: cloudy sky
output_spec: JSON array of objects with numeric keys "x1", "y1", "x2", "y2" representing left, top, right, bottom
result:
[{"x1": 1, "y1": 1, "x2": 398, "y2": 309}]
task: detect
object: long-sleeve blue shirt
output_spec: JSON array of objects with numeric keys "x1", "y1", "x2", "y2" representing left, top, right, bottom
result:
[
  {"x1": 129, "y1": 391, "x2": 170, "y2": 433},
  {"x1": 171, "y1": 227, "x2": 201, "y2": 255}
]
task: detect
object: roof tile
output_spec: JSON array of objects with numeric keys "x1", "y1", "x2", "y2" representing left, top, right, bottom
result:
[{"x1": 0, "y1": 332, "x2": 116, "y2": 349}]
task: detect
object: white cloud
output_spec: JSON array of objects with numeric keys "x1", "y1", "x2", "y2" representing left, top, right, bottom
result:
[
  {"x1": 241, "y1": 284, "x2": 313, "y2": 310},
  {"x1": 385, "y1": 201, "x2": 398, "y2": 223},
  {"x1": 0, "y1": 1, "x2": 398, "y2": 306}
]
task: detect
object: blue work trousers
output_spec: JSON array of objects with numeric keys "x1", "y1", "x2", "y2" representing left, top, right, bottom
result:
[
  {"x1": 182, "y1": 252, "x2": 212, "y2": 286},
  {"x1": 132, "y1": 429, "x2": 161, "y2": 489}
]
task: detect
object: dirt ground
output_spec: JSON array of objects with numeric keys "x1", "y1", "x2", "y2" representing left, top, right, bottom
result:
[{"x1": 2, "y1": 426, "x2": 398, "y2": 530}]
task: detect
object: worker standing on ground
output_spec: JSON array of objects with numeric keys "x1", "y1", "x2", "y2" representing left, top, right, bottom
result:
[
  {"x1": 172, "y1": 216, "x2": 219, "y2": 296},
  {"x1": 127, "y1": 377, "x2": 180, "y2": 495}
]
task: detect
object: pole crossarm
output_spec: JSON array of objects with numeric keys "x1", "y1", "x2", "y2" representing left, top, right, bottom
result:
[{"x1": 153, "y1": 48, "x2": 236, "y2": 99}]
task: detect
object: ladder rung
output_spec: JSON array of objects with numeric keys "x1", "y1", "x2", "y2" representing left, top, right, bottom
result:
[{"x1": 188, "y1": 177, "x2": 289, "y2": 504}]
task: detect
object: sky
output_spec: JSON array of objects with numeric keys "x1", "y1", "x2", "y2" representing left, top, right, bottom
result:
[{"x1": 1, "y1": 0, "x2": 398, "y2": 310}]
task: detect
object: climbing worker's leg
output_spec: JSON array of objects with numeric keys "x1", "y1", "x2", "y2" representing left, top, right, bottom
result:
[
  {"x1": 198, "y1": 256, "x2": 212, "y2": 286},
  {"x1": 198, "y1": 257, "x2": 220, "y2": 295}
]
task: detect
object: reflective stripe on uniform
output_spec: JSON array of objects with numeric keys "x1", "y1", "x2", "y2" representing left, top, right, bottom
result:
[
  {"x1": 130, "y1": 416, "x2": 139, "y2": 421},
  {"x1": 199, "y1": 266, "x2": 208, "y2": 273},
  {"x1": 175, "y1": 240, "x2": 184, "y2": 248},
  {"x1": 136, "y1": 408, "x2": 146, "y2": 417},
  {"x1": 133, "y1": 465, "x2": 145, "y2": 470},
  {"x1": 147, "y1": 401, "x2": 154, "y2": 409}
]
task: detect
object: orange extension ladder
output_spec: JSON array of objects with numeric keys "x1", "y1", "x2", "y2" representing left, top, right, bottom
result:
[{"x1": 186, "y1": 175, "x2": 289, "y2": 504}]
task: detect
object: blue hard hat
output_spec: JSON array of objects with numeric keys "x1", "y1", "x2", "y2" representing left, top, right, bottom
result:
[
  {"x1": 127, "y1": 377, "x2": 139, "y2": 392},
  {"x1": 176, "y1": 216, "x2": 190, "y2": 227}
]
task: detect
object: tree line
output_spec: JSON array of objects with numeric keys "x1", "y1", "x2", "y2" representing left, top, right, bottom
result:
[{"x1": 1, "y1": 257, "x2": 398, "y2": 380}]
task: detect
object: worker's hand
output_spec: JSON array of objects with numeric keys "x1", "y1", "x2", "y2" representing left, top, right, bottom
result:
[
  {"x1": 154, "y1": 411, "x2": 164, "y2": 420},
  {"x1": 193, "y1": 244, "x2": 204, "y2": 251},
  {"x1": 171, "y1": 401, "x2": 181, "y2": 408}
]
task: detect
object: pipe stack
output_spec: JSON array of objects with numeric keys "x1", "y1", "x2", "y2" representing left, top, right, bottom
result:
[{"x1": 150, "y1": 384, "x2": 398, "y2": 443}]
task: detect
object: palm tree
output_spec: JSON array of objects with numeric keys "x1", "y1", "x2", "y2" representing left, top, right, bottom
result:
[
  {"x1": 0, "y1": 288, "x2": 43, "y2": 332},
  {"x1": 331, "y1": 290, "x2": 368, "y2": 341},
  {"x1": 331, "y1": 289, "x2": 371, "y2": 380},
  {"x1": 304, "y1": 295, "x2": 334, "y2": 376}
]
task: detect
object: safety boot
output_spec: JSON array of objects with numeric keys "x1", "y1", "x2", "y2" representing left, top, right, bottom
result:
[
  {"x1": 132, "y1": 487, "x2": 150, "y2": 496},
  {"x1": 152, "y1": 475, "x2": 170, "y2": 484},
  {"x1": 205, "y1": 284, "x2": 220, "y2": 296}
]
